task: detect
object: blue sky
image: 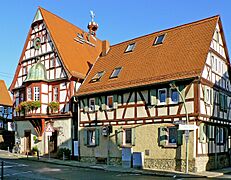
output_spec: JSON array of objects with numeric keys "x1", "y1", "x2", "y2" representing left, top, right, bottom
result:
[{"x1": 1, "y1": 0, "x2": 231, "y2": 87}]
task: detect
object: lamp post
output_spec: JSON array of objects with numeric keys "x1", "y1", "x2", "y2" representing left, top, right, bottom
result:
[{"x1": 170, "y1": 83, "x2": 189, "y2": 174}]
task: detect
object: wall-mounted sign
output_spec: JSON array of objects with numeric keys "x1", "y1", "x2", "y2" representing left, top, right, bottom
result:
[{"x1": 8, "y1": 122, "x2": 15, "y2": 131}]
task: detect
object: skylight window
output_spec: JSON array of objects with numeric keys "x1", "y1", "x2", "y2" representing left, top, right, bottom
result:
[
  {"x1": 110, "y1": 67, "x2": 122, "y2": 78},
  {"x1": 125, "y1": 43, "x2": 136, "y2": 53},
  {"x1": 90, "y1": 71, "x2": 104, "y2": 82},
  {"x1": 153, "y1": 34, "x2": 166, "y2": 46}
]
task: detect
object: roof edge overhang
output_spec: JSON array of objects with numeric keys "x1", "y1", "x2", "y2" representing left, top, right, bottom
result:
[{"x1": 75, "y1": 76, "x2": 197, "y2": 98}]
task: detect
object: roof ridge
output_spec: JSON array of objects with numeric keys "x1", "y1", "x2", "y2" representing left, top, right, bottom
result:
[
  {"x1": 111, "y1": 15, "x2": 219, "y2": 47},
  {"x1": 39, "y1": 7, "x2": 100, "y2": 40}
]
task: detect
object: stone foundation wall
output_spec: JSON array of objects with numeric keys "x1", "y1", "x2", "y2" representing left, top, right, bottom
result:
[
  {"x1": 144, "y1": 158, "x2": 196, "y2": 172},
  {"x1": 80, "y1": 156, "x2": 122, "y2": 165},
  {"x1": 195, "y1": 153, "x2": 230, "y2": 172}
]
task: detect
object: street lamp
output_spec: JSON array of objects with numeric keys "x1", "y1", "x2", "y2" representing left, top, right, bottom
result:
[{"x1": 170, "y1": 82, "x2": 189, "y2": 174}]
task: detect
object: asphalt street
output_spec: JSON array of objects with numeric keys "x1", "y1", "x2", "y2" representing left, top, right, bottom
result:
[{"x1": 0, "y1": 157, "x2": 208, "y2": 180}]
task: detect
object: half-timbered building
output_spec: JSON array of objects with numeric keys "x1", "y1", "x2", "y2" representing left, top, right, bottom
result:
[
  {"x1": 76, "y1": 15, "x2": 231, "y2": 172},
  {"x1": 10, "y1": 7, "x2": 104, "y2": 155},
  {"x1": 0, "y1": 80, "x2": 14, "y2": 149}
]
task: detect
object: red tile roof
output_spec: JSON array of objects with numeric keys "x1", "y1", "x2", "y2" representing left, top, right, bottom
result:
[
  {"x1": 39, "y1": 7, "x2": 103, "y2": 79},
  {"x1": 10, "y1": 7, "x2": 102, "y2": 91},
  {"x1": 77, "y1": 16, "x2": 221, "y2": 96},
  {"x1": 0, "y1": 80, "x2": 12, "y2": 106}
]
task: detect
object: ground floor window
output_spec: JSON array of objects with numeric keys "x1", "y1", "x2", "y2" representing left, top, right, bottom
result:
[
  {"x1": 115, "y1": 127, "x2": 135, "y2": 147},
  {"x1": 84, "y1": 129, "x2": 99, "y2": 146},
  {"x1": 159, "y1": 126, "x2": 182, "y2": 147}
]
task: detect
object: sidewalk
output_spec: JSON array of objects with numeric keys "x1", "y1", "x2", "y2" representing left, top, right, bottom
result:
[{"x1": 3, "y1": 151, "x2": 231, "y2": 178}]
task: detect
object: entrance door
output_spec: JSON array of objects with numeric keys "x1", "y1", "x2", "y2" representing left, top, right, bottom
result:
[
  {"x1": 49, "y1": 130, "x2": 58, "y2": 153},
  {"x1": 24, "y1": 130, "x2": 31, "y2": 153}
]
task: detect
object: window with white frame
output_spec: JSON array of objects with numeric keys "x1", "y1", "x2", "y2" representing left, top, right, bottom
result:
[
  {"x1": 3, "y1": 107, "x2": 8, "y2": 114},
  {"x1": 125, "y1": 43, "x2": 136, "y2": 52},
  {"x1": 22, "y1": 66, "x2": 27, "y2": 75},
  {"x1": 168, "y1": 127, "x2": 177, "y2": 144},
  {"x1": 20, "y1": 93, "x2": 24, "y2": 102},
  {"x1": 159, "y1": 126, "x2": 180, "y2": 147},
  {"x1": 34, "y1": 87, "x2": 40, "y2": 101},
  {"x1": 88, "y1": 129, "x2": 96, "y2": 146},
  {"x1": 107, "y1": 96, "x2": 113, "y2": 109},
  {"x1": 170, "y1": 88, "x2": 179, "y2": 103},
  {"x1": 27, "y1": 88, "x2": 32, "y2": 100},
  {"x1": 158, "y1": 89, "x2": 167, "y2": 104},
  {"x1": 204, "y1": 86, "x2": 211, "y2": 104},
  {"x1": 216, "y1": 127, "x2": 224, "y2": 144},
  {"x1": 50, "y1": 58, "x2": 55, "y2": 68},
  {"x1": 89, "y1": 98, "x2": 95, "y2": 112},
  {"x1": 153, "y1": 34, "x2": 166, "y2": 46},
  {"x1": 53, "y1": 87, "x2": 59, "y2": 102},
  {"x1": 124, "y1": 128, "x2": 132, "y2": 145}
]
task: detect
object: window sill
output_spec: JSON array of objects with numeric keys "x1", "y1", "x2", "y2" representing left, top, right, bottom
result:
[
  {"x1": 86, "y1": 144, "x2": 97, "y2": 147},
  {"x1": 162, "y1": 144, "x2": 177, "y2": 148},
  {"x1": 120, "y1": 144, "x2": 132, "y2": 148}
]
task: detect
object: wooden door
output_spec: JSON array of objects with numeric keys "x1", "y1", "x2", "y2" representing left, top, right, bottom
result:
[
  {"x1": 49, "y1": 130, "x2": 57, "y2": 153},
  {"x1": 24, "y1": 130, "x2": 31, "y2": 153}
]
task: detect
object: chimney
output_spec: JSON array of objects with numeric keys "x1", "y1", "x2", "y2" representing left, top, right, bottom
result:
[{"x1": 102, "y1": 40, "x2": 110, "y2": 56}]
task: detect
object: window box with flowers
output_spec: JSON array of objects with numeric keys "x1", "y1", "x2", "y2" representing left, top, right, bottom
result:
[
  {"x1": 15, "y1": 101, "x2": 41, "y2": 115},
  {"x1": 48, "y1": 102, "x2": 59, "y2": 114}
]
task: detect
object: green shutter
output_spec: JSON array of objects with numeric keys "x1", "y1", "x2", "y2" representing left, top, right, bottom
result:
[
  {"x1": 84, "y1": 129, "x2": 88, "y2": 146},
  {"x1": 224, "y1": 127, "x2": 228, "y2": 144},
  {"x1": 207, "y1": 125, "x2": 210, "y2": 142},
  {"x1": 95, "y1": 97, "x2": 99, "y2": 111},
  {"x1": 204, "y1": 86, "x2": 209, "y2": 104},
  {"x1": 116, "y1": 129, "x2": 123, "y2": 146},
  {"x1": 210, "y1": 89, "x2": 214, "y2": 105},
  {"x1": 118, "y1": 94, "x2": 123, "y2": 104},
  {"x1": 179, "y1": 85, "x2": 185, "y2": 103},
  {"x1": 224, "y1": 95, "x2": 227, "y2": 110},
  {"x1": 113, "y1": 94, "x2": 118, "y2": 109},
  {"x1": 199, "y1": 123, "x2": 207, "y2": 143},
  {"x1": 101, "y1": 96, "x2": 106, "y2": 111},
  {"x1": 83, "y1": 98, "x2": 89, "y2": 112},
  {"x1": 159, "y1": 126, "x2": 168, "y2": 146},
  {"x1": 131, "y1": 128, "x2": 136, "y2": 146},
  {"x1": 219, "y1": 92, "x2": 224, "y2": 110},
  {"x1": 95, "y1": 129, "x2": 100, "y2": 146},
  {"x1": 150, "y1": 89, "x2": 157, "y2": 106},
  {"x1": 177, "y1": 130, "x2": 183, "y2": 145}
]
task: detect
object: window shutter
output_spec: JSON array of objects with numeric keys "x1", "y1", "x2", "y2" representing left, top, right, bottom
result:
[
  {"x1": 179, "y1": 85, "x2": 185, "y2": 103},
  {"x1": 100, "y1": 96, "x2": 106, "y2": 111},
  {"x1": 177, "y1": 130, "x2": 183, "y2": 145},
  {"x1": 199, "y1": 123, "x2": 207, "y2": 143},
  {"x1": 131, "y1": 128, "x2": 136, "y2": 146},
  {"x1": 113, "y1": 94, "x2": 118, "y2": 109},
  {"x1": 95, "y1": 97, "x2": 100, "y2": 111},
  {"x1": 116, "y1": 129, "x2": 123, "y2": 146},
  {"x1": 206, "y1": 125, "x2": 210, "y2": 142},
  {"x1": 0, "y1": 107, "x2": 3, "y2": 116},
  {"x1": 219, "y1": 92, "x2": 224, "y2": 110},
  {"x1": 95, "y1": 129, "x2": 100, "y2": 146},
  {"x1": 204, "y1": 86, "x2": 209, "y2": 104},
  {"x1": 83, "y1": 98, "x2": 89, "y2": 113},
  {"x1": 83, "y1": 129, "x2": 88, "y2": 146},
  {"x1": 210, "y1": 89, "x2": 214, "y2": 105},
  {"x1": 150, "y1": 89, "x2": 157, "y2": 106},
  {"x1": 224, "y1": 95, "x2": 227, "y2": 110},
  {"x1": 224, "y1": 127, "x2": 228, "y2": 144},
  {"x1": 159, "y1": 126, "x2": 168, "y2": 146}
]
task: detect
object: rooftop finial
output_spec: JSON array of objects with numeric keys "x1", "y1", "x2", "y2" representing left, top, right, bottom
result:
[
  {"x1": 90, "y1": 10, "x2": 95, "y2": 22},
  {"x1": 87, "y1": 10, "x2": 98, "y2": 37}
]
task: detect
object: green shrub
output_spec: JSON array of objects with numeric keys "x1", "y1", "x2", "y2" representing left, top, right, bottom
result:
[{"x1": 56, "y1": 148, "x2": 71, "y2": 160}]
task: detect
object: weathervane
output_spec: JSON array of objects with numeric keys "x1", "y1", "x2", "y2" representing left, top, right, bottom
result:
[{"x1": 90, "y1": 10, "x2": 95, "y2": 22}]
